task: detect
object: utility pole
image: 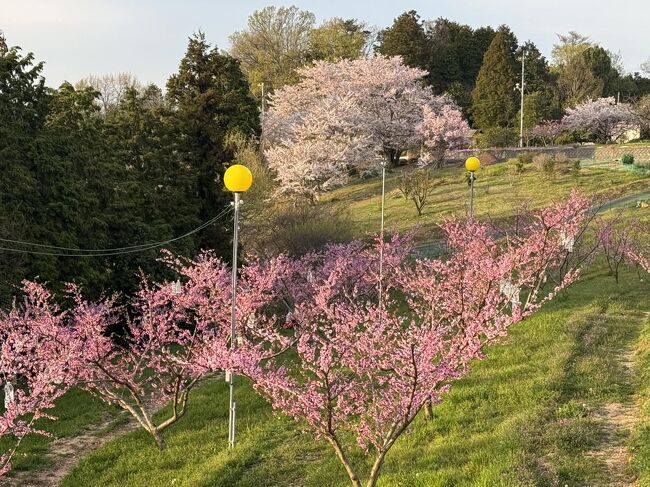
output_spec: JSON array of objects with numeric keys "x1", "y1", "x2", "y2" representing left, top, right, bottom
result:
[
  {"x1": 519, "y1": 52, "x2": 525, "y2": 148},
  {"x1": 260, "y1": 82, "x2": 266, "y2": 125},
  {"x1": 259, "y1": 82, "x2": 266, "y2": 159}
]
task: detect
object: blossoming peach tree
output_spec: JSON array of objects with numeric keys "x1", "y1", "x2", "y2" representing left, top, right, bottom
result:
[
  {"x1": 231, "y1": 193, "x2": 592, "y2": 487},
  {"x1": 1, "y1": 193, "x2": 596, "y2": 484}
]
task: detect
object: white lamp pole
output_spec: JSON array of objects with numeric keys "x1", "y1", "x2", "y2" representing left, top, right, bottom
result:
[
  {"x1": 223, "y1": 164, "x2": 253, "y2": 449},
  {"x1": 518, "y1": 49, "x2": 527, "y2": 148},
  {"x1": 378, "y1": 160, "x2": 387, "y2": 311}
]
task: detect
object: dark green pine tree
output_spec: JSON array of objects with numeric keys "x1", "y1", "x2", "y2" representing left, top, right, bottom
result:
[
  {"x1": 471, "y1": 31, "x2": 519, "y2": 130},
  {"x1": 0, "y1": 34, "x2": 48, "y2": 305},
  {"x1": 101, "y1": 85, "x2": 203, "y2": 295},
  {"x1": 166, "y1": 32, "x2": 259, "y2": 259},
  {"x1": 377, "y1": 10, "x2": 430, "y2": 70},
  {"x1": 30, "y1": 82, "x2": 111, "y2": 293}
]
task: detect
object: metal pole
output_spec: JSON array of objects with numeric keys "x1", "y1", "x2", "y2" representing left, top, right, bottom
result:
[
  {"x1": 469, "y1": 172, "x2": 475, "y2": 218},
  {"x1": 519, "y1": 50, "x2": 526, "y2": 148},
  {"x1": 260, "y1": 82, "x2": 265, "y2": 124},
  {"x1": 378, "y1": 161, "x2": 386, "y2": 311},
  {"x1": 228, "y1": 192, "x2": 240, "y2": 449}
]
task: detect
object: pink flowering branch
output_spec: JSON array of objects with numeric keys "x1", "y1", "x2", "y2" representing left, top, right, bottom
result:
[
  {"x1": 228, "y1": 193, "x2": 592, "y2": 487},
  {"x1": 0, "y1": 283, "x2": 78, "y2": 474},
  {"x1": 418, "y1": 103, "x2": 471, "y2": 168}
]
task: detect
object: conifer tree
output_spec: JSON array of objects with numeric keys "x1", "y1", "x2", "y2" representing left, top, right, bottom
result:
[
  {"x1": 166, "y1": 32, "x2": 259, "y2": 259},
  {"x1": 377, "y1": 11, "x2": 429, "y2": 69},
  {"x1": 471, "y1": 31, "x2": 518, "y2": 130}
]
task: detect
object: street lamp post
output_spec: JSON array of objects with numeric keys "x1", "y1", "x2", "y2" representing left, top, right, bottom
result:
[
  {"x1": 223, "y1": 164, "x2": 253, "y2": 449},
  {"x1": 516, "y1": 49, "x2": 527, "y2": 148},
  {"x1": 378, "y1": 159, "x2": 387, "y2": 312},
  {"x1": 465, "y1": 156, "x2": 481, "y2": 218}
]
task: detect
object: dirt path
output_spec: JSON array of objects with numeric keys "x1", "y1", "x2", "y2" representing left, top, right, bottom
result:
[
  {"x1": 0, "y1": 411, "x2": 138, "y2": 487},
  {"x1": 586, "y1": 322, "x2": 646, "y2": 487}
]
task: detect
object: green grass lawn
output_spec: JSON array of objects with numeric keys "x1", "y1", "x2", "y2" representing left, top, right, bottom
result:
[
  {"x1": 56, "y1": 267, "x2": 650, "y2": 487},
  {"x1": 5, "y1": 159, "x2": 650, "y2": 486},
  {"x1": 323, "y1": 160, "x2": 650, "y2": 242},
  {"x1": 0, "y1": 389, "x2": 119, "y2": 474}
]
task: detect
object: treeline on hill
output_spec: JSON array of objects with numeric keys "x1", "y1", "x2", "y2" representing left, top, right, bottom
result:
[
  {"x1": 0, "y1": 32, "x2": 259, "y2": 306},
  {"x1": 230, "y1": 7, "x2": 650, "y2": 147},
  {"x1": 2, "y1": 6, "x2": 650, "y2": 303}
]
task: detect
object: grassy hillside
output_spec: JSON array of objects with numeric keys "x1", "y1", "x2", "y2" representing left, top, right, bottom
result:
[
  {"x1": 3, "y1": 159, "x2": 650, "y2": 486},
  {"x1": 323, "y1": 160, "x2": 650, "y2": 242},
  {"x1": 56, "y1": 268, "x2": 650, "y2": 486}
]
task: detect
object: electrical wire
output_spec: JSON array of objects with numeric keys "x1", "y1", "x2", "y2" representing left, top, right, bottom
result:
[{"x1": 0, "y1": 206, "x2": 233, "y2": 257}]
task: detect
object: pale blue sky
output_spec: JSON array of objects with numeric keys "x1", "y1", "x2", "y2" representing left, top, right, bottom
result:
[{"x1": 1, "y1": 0, "x2": 648, "y2": 88}]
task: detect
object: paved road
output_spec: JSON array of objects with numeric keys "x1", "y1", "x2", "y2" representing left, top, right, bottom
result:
[{"x1": 412, "y1": 189, "x2": 650, "y2": 259}]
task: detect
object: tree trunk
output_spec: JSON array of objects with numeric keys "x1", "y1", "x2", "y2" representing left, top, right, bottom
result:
[
  {"x1": 326, "y1": 436, "x2": 362, "y2": 487},
  {"x1": 152, "y1": 429, "x2": 166, "y2": 451},
  {"x1": 423, "y1": 397, "x2": 434, "y2": 420},
  {"x1": 366, "y1": 451, "x2": 388, "y2": 487}
]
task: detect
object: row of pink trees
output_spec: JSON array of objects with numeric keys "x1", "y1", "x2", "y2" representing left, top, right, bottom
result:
[
  {"x1": 263, "y1": 55, "x2": 471, "y2": 201},
  {"x1": 4, "y1": 194, "x2": 646, "y2": 485}
]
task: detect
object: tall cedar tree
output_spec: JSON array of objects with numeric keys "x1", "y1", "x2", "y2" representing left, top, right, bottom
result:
[
  {"x1": 472, "y1": 31, "x2": 518, "y2": 129},
  {"x1": 377, "y1": 11, "x2": 429, "y2": 69},
  {"x1": 100, "y1": 85, "x2": 203, "y2": 296},
  {"x1": 0, "y1": 35, "x2": 48, "y2": 305},
  {"x1": 166, "y1": 33, "x2": 259, "y2": 260}
]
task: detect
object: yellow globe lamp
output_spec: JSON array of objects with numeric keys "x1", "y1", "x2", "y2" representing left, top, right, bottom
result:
[
  {"x1": 465, "y1": 156, "x2": 481, "y2": 172},
  {"x1": 224, "y1": 164, "x2": 253, "y2": 193}
]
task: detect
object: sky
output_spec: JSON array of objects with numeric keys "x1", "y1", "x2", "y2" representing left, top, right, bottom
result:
[{"x1": 1, "y1": 0, "x2": 649, "y2": 88}]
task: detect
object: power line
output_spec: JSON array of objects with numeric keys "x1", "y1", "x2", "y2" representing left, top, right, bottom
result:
[{"x1": 0, "y1": 207, "x2": 233, "y2": 257}]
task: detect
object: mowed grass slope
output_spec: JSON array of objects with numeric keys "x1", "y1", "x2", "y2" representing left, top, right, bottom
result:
[
  {"x1": 5, "y1": 159, "x2": 650, "y2": 485},
  {"x1": 323, "y1": 160, "x2": 650, "y2": 241},
  {"x1": 58, "y1": 267, "x2": 650, "y2": 487}
]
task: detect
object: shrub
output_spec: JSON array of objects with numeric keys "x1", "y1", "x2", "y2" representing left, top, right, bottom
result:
[
  {"x1": 475, "y1": 127, "x2": 518, "y2": 148},
  {"x1": 622, "y1": 154, "x2": 635, "y2": 165},
  {"x1": 397, "y1": 171, "x2": 413, "y2": 200},
  {"x1": 245, "y1": 201, "x2": 353, "y2": 258},
  {"x1": 399, "y1": 169, "x2": 438, "y2": 216},
  {"x1": 517, "y1": 151, "x2": 535, "y2": 164},
  {"x1": 554, "y1": 152, "x2": 569, "y2": 164},
  {"x1": 572, "y1": 160, "x2": 582, "y2": 177},
  {"x1": 533, "y1": 153, "x2": 555, "y2": 176}
]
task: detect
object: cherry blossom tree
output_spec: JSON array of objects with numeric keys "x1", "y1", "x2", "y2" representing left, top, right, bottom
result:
[
  {"x1": 528, "y1": 120, "x2": 567, "y2": 146},
  {"x1": 264, "y1": 55, "x2": 453, "y2": 200},
  {"x1": 0, "y1": 255, "x2": 237, "y2": 451},
  {"x1": 0, "y1": 283, "x2": 77, "y2": 474},
  {"x1": 232, "y1": 193, "x2": 592, "y2": 487},
  {"x1": 417, "y1": 104, "x2": 471, "y2": 168},
  {"x1": 563, "y1": 97, "x2": 638, "y2": 143}
]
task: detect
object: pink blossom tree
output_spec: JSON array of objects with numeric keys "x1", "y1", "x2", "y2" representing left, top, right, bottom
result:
[
  {"x1": 602, "y1": 219, "x2": 650, "y2": 276},
  {"x1": 1, "y1": 254, "x2": 237, "y2": 451},
  {"x1": 264, "y1": 55, "x2": 455, "y2": 200},
  {"x1": 232, "y1": 193, "x2": 592, "y2": 487},
  {"x1": 528, "y1": 120, "x2": 567, "y2": 146},
  {"x1": 563, "y1": 97, "x2": 638, "y2": 143},
  {"x1": 0, "y1": 283, "x2": 77, "y2": 474},
  {"x1": 417, "y1": 104, "x2": 471, "y2": 168}
]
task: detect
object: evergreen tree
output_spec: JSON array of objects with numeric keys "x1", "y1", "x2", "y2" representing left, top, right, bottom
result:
[
  {"x1": 30, "y1": 82, "x2": 110, "y2": 293},
  {"x1": 166, "y1": 32, "x2": 259, "y2": 259},
  {"x1": 100, "y1": 85, "x2": 202, "y2": 295},
  {"x1": 583, "y1": 46, "x2": 621, "y2": 97},
  {"x1": 377, "y1": 11, "x2": 429, "y2": 69},
  {"x1": 0, "y1": 34, "x2": 48, "y2": 304},
  {"x1": 472, "y1": 32, "x2": 518, "y2": 130}
]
